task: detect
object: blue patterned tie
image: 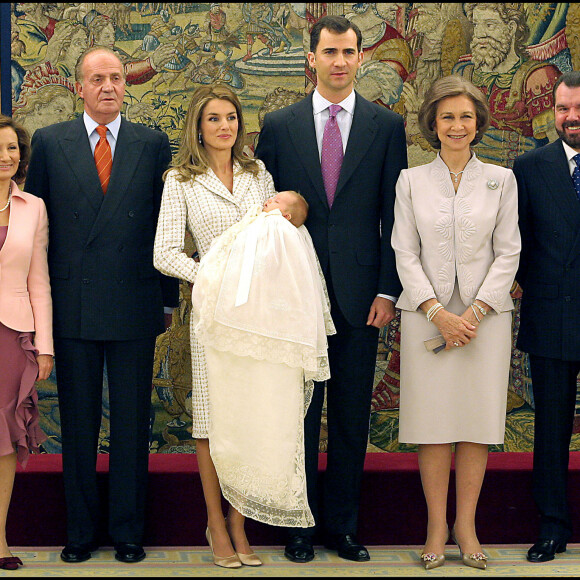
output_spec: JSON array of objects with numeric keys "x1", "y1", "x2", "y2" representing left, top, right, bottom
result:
[{"x1": 573, "y1": 153, "x2": 580, "y2": 201}]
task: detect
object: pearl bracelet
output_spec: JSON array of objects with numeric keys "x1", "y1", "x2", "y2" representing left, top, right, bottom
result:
[{"x1": 426, "y1": 302, "x2": 444, "y2": 322}]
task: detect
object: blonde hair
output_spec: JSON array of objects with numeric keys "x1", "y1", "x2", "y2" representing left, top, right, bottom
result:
[
  {"x1": 166, "y1": 83, "x2": 260, "y2": 182},
  {"x1": 285, "y1": 190, "x2": 309, "y2": 227}
]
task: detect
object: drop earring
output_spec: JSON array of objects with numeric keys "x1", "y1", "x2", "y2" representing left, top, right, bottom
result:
[{"x1": 198, "y1": 133, "x2": 203, "y2": 144}]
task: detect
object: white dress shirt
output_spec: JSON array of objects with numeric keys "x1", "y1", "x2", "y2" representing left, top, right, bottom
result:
[
  {"x1": 312, "y1": 89, "x2": 396, "y2": 304},
  {"x1": 312, "y1": 89, "x2": 356, "y2": 159},
  {"x1": 83, "y1": 111, "x2": 121, "y2": 159},
  {"x1": 562, "y1": 139, "x2": 580, "y2": 177}
]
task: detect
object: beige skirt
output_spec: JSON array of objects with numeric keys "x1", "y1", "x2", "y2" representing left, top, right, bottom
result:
[{"x1": 398, "y1": 284, "x2": 512, "y2": 445}]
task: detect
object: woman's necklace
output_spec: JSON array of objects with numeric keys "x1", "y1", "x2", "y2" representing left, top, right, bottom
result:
[
  {"x1": 0, "y1": 182, "x2": 11, "y2": 213},
  {"x1": 449, "y1": 169, "x2": 464, "y2": 183}
]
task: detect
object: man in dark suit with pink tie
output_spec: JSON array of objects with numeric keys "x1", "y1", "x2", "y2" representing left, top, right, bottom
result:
[{"x1": 256, "y1": 15, "x2": 407, "y2": 563}]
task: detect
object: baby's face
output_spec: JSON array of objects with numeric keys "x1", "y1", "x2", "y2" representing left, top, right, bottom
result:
[{"x1": 263, "y1": 191, "x2": 294, "y2": 217}]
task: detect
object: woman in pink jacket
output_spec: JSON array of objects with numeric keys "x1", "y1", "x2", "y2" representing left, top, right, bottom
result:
[{"x1": 0, "y1": 115, "x2": 52, "y2": 570}]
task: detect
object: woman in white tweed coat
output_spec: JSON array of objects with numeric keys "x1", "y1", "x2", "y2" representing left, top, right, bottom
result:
[
  {"x1": 391, "y1": 76, "x2": 520, "y2": 570},
  {"x1": 154, "y1": 84, "x2": 275, "y2": 568}
]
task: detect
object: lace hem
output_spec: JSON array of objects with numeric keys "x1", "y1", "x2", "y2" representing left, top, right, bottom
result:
[{"x1": 220, "y1": 479, "x2": 314, "y2": 528}]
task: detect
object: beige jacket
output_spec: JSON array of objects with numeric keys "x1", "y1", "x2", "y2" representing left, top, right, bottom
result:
[{"x1": 392, "y1": 154, "x2": 521, "y2": 313}]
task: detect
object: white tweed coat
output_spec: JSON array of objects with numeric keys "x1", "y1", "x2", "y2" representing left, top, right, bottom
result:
[{"x1": 153, "y1": 160, "x2": 276, "y2": 437}]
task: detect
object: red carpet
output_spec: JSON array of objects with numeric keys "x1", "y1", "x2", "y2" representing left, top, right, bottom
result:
[{"x1": 11, "y1": 452, "x2": 580, "y2": 547}]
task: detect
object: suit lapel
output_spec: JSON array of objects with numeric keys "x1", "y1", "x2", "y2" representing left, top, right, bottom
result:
[
  {"x1": 232, "y1": 163, "x2": 254, "y2": 203},
  {"x1": 286, "y1": 93, "x2": 378, "y2": 208},
  {"x1": 537, "y1": 140, "x2": 580, "y2": 231},
  {"x1": 195, "y1": 167, "x2": 238, "y2": 202},
  {"x1": 59, "y1": 117, "x2": 103, "y2": 214},
  {"x1": 287, "y1": 94, "x2": 327, "y2": 207},
  {"x1": 0, "y1": 185, "x2": 22, "y2": 258},
  {"x1": 193, "y1": 162, "x2": 255, "y2": 204},
  {"x1": 87, "y1": 118, "x2": 145, "y2": 244},
  {"x1": 335, "y1": 93, "x2": 377, "y2": 199},
  {"x1": 537, "y1": 141, "x2": 580, "y2": 264}
]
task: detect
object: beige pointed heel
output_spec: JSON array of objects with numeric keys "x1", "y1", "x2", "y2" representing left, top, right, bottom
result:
[
  {"x1": 451, "y1": 529, "x2": 488, "y2": 570},
  {"x1": 236, "y1": 551, "x2": 263, "y2": 566},
  {"x1": 224, "y1": 517, "x2": 262, "y2": 566},
  {"x1": 420, "y1": 552, "x2": 445, "y2": 570},
  {"x1": 205, "y1": 528, "x2": 242, "y2": 569}
]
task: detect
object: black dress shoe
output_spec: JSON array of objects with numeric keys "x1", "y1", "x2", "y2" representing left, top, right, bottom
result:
[
  {"x1": 527, "y1": 539, "x2": 567, "y2": 563},
  {"x1": 325, "y1": 534, "x2": 370, "y2": 562},
  {"x1": 284, "y1": 535, "x2": 314, "y2": 563},
  {"x1": 114, "y1": 543, "x2": 146, "y2": 563},
  {"x1": 60, "y1": 542, "x2": 99, "y2": 563}
]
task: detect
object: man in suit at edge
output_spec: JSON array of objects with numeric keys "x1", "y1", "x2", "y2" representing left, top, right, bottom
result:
[
  {"x1": 255, "y1": 15, "x2": 407, "y2": 563},
  {"x1": 25, "y1": 46, "x2": 178, "y2": 564},
  {"x1": 513, "y1": 70, "x2": 580, "y2": 563}
]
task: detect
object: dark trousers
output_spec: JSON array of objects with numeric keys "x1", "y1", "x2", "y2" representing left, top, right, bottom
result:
[
  {"x1": 54, "y1": 336, "x2": 157, "y2": 545},
  {"x1": 291, "y1": 280, "x2": 379, "y2": 539},
  {"x1": 529, "y1": 354, "x2": 580, "y2": 540}
]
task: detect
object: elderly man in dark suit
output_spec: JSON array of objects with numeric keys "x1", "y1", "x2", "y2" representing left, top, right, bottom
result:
[
  {"x1": 255, "y1": 15, "x2": 407, "y2": 563},
  {"x1": 513, "y1": 70, "x2": 580, "y2": 563},
  {"x1": 25, "y1": 46, "x2": 178, "y2": 565}
]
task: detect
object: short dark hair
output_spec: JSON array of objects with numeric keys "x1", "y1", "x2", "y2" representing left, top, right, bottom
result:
[
  {"x1": 0, "y1": 115, "x2": 30, "y2": 183},
  {"x1": 310, "y1": 16, "x2": 362, "y2": 53},
  {"x1": 553, "y1": 71, "x2": 580, "y2": 101},
  {"x1": 418, "y1": 75, "x2": 490, "y2": 149}
]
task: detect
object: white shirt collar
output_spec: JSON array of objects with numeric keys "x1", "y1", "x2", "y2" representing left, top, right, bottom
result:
[
  {"x1": 83, "y1": 111, "x2": 121, "y2": 140},
  {"x1": 562, "y1": 139, "x2": 580, "y2": 163},
  {"x1": 312, "y1": 89, "x2": 356, "y2": 116}
]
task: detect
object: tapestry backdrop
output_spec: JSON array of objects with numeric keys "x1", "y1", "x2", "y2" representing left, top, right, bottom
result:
[{"x1": 4, "y1": 2, "x2": 580, "y2": 454}]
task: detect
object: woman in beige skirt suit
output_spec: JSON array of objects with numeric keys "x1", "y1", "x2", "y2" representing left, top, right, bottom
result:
[{"x1": 391, "y1": 76, "x2": 520, "y2": 570}]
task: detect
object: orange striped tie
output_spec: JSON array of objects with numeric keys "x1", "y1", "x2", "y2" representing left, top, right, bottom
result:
[{"x1": 94, "y1": 125, "x2": 112, "y2": 194}]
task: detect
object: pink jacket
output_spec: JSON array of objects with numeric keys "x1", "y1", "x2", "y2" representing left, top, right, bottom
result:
[{"x1": 0, "y1": 181, "x2": 53, "y2": 355}]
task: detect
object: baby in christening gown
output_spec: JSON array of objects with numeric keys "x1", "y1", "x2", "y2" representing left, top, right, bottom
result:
[{"x1": 192, "y1": 191, "x2": 335, "y2": 529}]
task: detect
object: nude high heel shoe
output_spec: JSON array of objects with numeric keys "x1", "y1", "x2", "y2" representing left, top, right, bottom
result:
[
  {"x1": 236, "y1": 551, "x2": 263, "y2": 566},
  {"x1": 420, "y1": 552, "x2": 445, "y2": 570},
  {"x1": 205, "y1": 528, "x2": 242, "y2": 568},
  {"x1": 451, "y1": 529, "x2": 488, "y2": 570},
  {"x1": 420, "y1": 528, "x2": 448, "y2": 570},
  {"x1": 224, "y1": 517, "x2": 262, "y2": 566}
]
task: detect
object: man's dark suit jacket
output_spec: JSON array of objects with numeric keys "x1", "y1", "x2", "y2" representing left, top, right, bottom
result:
[
  {"x1": 24, "y1": 114, "x2": 178, "y2": 545},
  {"x1": 255, "y1": 91, "x2": 406, "y2": 327},
  {"x1": 513, "y1": 139, "x2": 580, "y2": 360},
  {"x1": 25, "y1": 115, "x2": 178, "y2": 339}
]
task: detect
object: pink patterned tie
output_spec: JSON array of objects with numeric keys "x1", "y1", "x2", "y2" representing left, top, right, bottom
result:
[{"x1": 321, "y1": 104, "x2": 343, "y2": 208}]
